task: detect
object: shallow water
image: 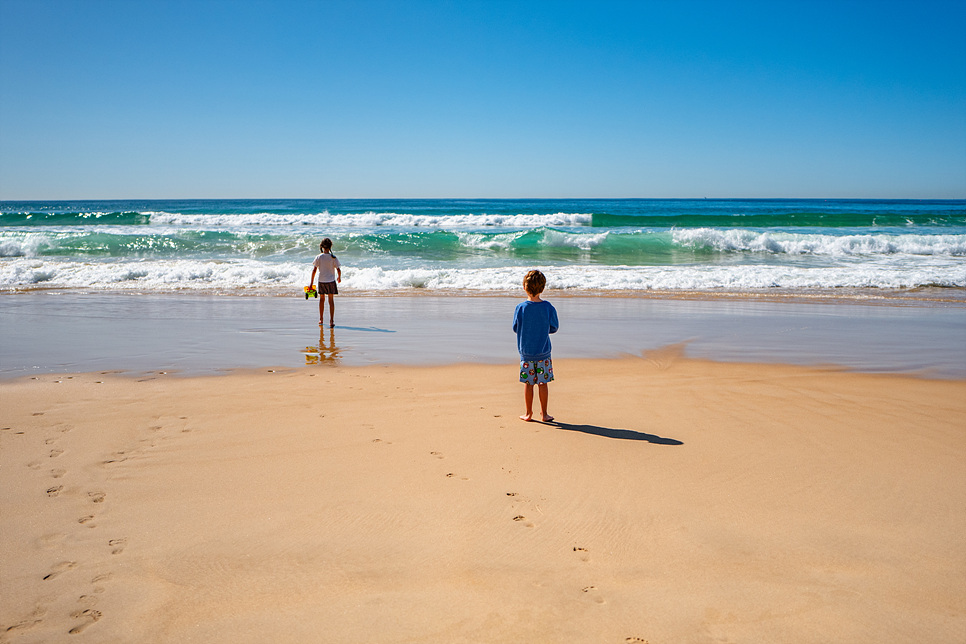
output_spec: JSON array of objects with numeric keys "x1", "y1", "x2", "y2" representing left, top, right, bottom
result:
[{"x1": 1, "y1": 293, "x2": 963, "y2": 379}]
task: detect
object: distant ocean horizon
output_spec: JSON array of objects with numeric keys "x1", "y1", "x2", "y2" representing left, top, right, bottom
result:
[{"x1": 2, "y1": 198, "x2": 964, "y2": 298}]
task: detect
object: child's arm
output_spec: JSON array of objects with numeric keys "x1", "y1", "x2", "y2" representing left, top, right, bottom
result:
[
  {"x1": 336, "y1": 266, "x2": 342, "y2": 283},
  {"x1": 549, "y1": 306, "x2": 559, "y2": 334},
  {"x1": 309, "y1": 266, "x2": 317, "y2": 287}
]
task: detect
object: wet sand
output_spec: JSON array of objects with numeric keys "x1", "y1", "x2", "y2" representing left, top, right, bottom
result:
[{"x1": 1, "y1": 292, "x2": 964, "y2": 378}]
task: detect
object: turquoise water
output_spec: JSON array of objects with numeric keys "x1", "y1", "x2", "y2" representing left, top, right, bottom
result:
[{"x1": 1, "y1": 199, "x2": 964, "y2": 294}]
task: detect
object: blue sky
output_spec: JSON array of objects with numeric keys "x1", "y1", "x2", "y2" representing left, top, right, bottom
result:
[{"x1": 1, "y1": 0, "x2": 964, "y2": 199}]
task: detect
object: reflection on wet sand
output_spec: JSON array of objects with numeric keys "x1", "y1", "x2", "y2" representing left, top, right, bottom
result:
[{"x1": 304, "y1": 327, "x2": 342, "y2": 365}]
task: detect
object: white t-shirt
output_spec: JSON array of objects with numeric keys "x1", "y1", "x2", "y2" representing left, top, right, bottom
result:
[{"x1": 312, "y1": 253, "x2": 341, "y2": 283}]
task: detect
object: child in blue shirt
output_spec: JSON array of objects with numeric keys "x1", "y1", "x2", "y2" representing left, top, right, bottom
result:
[{"x1": 513, "y1": 270, "x2": 559, "y2": 422}]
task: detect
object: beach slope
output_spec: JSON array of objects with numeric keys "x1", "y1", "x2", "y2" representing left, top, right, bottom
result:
[{"x1": 2, "y1": 356, "x2": 964, "y2": 643}]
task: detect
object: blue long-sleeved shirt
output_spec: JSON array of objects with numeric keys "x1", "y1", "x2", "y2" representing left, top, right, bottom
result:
[{"x1": 513, "y1": 300, "x2": 559, "y2": 360}]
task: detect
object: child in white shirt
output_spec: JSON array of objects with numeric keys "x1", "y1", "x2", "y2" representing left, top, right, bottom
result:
[{"x1": 309, "y1": 238, "x2": 342, "y2": 328}]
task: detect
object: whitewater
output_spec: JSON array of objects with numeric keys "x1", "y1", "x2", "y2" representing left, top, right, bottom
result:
[{"x1": 1, "y1": 199, "x2": 963, "y2": 296}]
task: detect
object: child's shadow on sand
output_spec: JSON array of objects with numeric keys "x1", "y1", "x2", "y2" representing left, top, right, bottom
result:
[{"x1": 550, "y1": 421, "x2": 683, "y2": 445}]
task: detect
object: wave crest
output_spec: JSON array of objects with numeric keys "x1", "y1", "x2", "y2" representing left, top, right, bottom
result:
[
  {"x1": 148, "y1": 211, "x2": 595, "y2": 228},
  {"x1": 3, "y1": 259, "x2": 963, "y2": 292},
  {"x1": 673, "y1": 228, "x2": 966, "y2": 256}
]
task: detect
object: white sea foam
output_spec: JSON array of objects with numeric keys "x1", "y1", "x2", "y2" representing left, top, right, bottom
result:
[
  {"x1": 453, "y1": 229, "x2": 609, "y2": 251},
  {"x1": 4, "y1": 258, "x2": 963, "y2": 293},
  {"x1": 539, "y1": 229, "x2": 610, "y2": 250},
  {"x1": 0, "y1": 234, "x2": 53, "y2": 258},
  {"x1": 148, "y1": 211, "x2": 594, "y2": 228},
  {"x1": 454, "y1": 231, "x2": 528, "y2": 250},
  {"x1": 0, "y1": 240, "x2": 26, "y2": 258},
  {"x1": 673, "y1": 228, "x2": 966, "y2": 256}
]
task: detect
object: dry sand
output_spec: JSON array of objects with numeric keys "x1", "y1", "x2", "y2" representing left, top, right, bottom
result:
[{"x1": 2, "y1": 354, "x2": 965, "y2": 643}]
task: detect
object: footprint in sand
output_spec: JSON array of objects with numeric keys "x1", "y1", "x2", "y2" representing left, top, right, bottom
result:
[
  {"x1": 512, "y1": 515, "x2": 535, "y2": 527},
  {"x1": 49, "y1": 448, "x2": 64, "y2": 458},
  {"x1": 108, "y1": 538, "x2": 127, "y2": 555},
  {"x1": 573, "y1": 546, "x2": 591, "y2": 562},
  {"x1": 46, "y1": 485, "x2": 63, "y2": 497},
  {"x1": 68, "y1": 609, "x2": 101, "y2": 635},
  {"x1": 430, "y1": 451, "x2": 444, "y2": 459},
  {"x1": 625, "y1": 639, "x2": 649, "y2": 644},
  {"x1": 51, "y1": 468, "x2": 66, "y2": 479},
  {"x1": 581, "y1": 586, "x2": 605, "y2": 604},
  {"x1": 43, "y1": 561, "x2": 76, "y2": 581},
  {"x1": 102, "y1": 451, "x2": 129, "y2": 465},
  {"x1": 3, "y1": 607, "x2": 47, "y2": 635},
  {"x1": 88, "y1": 492, "x2": 106, "y2": 504},
  {"x1": 78, "y1": 515, "x2": 94, "y2": 525},
  {"x1": 90, "y1": 573, "x2": 112, "y2": 593}
]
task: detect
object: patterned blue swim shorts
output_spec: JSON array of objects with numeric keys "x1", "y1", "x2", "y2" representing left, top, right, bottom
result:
[{"x1": 520, "y1": 358, "x2": 554, "y2": 385}]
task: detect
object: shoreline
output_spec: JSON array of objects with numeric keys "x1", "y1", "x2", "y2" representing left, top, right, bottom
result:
[
  {"x1": 4, "y1": 285, "x2": 966, "y2": 306},
  {"x1": 2, "y1": 292, "x2": 965, "y2": 380},
  {"x1": 2, "y1": 357, "x2": 964, "y2": 642}
]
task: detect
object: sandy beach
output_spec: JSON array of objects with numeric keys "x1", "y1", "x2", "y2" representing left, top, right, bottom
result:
[
  {"x1": 2, "y1": 352, "x2": 964, "y2": 643},
  {"x1": 4, "y1": 0, "x2": 965, "y2": 640}
]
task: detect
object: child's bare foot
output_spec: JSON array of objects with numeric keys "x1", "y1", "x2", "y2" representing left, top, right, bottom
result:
[
  {"x1": 541, "y1": 415, "x2": 554, "y2": 423},
  {"x1": 519, "y1": 413, "x2": 533, "y2": 422}
]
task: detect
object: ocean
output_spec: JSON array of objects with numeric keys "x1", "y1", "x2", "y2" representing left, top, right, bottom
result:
[{"x1": 2, "y1": 199, "x2": 964, "y2": 297}]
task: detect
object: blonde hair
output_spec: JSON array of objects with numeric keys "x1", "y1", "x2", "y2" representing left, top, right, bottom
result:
[{"x1": 523, "y1": 270, "x2": 546, "y2": 296}]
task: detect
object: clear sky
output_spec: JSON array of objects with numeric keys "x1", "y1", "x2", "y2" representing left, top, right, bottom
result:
[{"x1": 1, "y1": 0, "x2": 964, "y2": 199}]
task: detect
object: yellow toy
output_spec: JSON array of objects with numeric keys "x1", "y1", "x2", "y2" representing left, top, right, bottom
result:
[{"x1": 304, "y1": 285, "x2": 318, "y2": 299}]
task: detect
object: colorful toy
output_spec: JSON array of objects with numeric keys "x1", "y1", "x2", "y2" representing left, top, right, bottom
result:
[{"x1": 304, "y1": 285, "x2": 318, "y2": 299}]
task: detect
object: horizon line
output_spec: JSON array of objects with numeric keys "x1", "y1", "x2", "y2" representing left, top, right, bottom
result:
[{"x1": 2, "y1": 196, "x2": 965, "y2": 202}]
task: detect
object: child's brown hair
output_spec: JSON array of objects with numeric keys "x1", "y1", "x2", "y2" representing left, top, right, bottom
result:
[
  {"x1": 523, "y1": 270, "x2": 546, "y2": 296},
  {"x1": 320, "y1": 238, "x2": 333, "y2": 252}
]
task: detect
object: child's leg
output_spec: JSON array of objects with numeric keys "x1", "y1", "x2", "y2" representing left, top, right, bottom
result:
[
  {"x1": 318, "y1": 291, "x2": 325, "y2": 325},
  {"x1": 537, "y1": 383, "x2": 552, "y2": 422},
  {"x1": 327, "y1": 293, "x2": 335, "y2": 326},
  {"x1": 520, "y1": 383, "x2": 534, "y2": 421}
]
